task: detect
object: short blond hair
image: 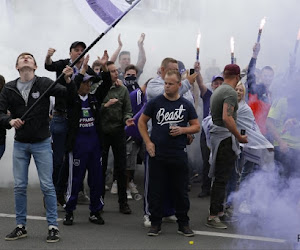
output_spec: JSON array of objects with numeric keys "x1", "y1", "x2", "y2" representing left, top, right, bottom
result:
[{"x1": 236, "y1": 81, "x2": 246, "y2": 100}]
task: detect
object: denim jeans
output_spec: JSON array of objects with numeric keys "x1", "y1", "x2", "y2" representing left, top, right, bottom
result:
[
  {"x1": 0, "y1": 143, "x2": 5, "y2": 159},
  {"x1": 50, "y1": 115, "x2": 68, "y2": 191},
  {"x1": 13, "y1": 138, "x2": 58, "y2": 226}
]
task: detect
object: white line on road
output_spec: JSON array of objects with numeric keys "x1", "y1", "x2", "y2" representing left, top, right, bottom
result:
[
  {"x1": 193, "y1": 230, "x2": 286, "y2": 243},
  {"x1": 0, "y1": 213, "x2": 287, "y2": 244},
  {"x1": 0, "y1": 213, "x2": 63, "y2": 221}
]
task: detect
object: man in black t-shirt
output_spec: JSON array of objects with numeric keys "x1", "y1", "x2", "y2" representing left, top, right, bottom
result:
[{"x1": 138, "y1": 69, "x2": 200, "y2": 237}]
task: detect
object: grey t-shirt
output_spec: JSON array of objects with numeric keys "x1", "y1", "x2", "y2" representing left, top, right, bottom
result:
[
  {"x1": 17, "y1": 77, "x2": 35, "y2": 105},
  {"x1": 210, "y1": 83, "x2": 238, "y2": 127}
]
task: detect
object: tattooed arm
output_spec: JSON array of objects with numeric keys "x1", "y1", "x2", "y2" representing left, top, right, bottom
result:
[{"x1": 223, "y1": 102, "x2": 248, "y2": 143}]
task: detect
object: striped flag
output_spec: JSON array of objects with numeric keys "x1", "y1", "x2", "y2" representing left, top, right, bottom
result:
[{"x1": 73, "y1": 0, "x2": 141, "y2": 34}]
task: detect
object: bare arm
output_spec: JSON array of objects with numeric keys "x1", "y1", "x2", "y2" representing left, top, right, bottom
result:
[
  {"x1": 45, "y1": 48, "x2": 56, "y2": 65},
  {"x1": 136, "y1": 33, "x2": 146, "y2": 71},
  {"x1": 110, "y1": 34, "x2": 123, "y2": 63},
  {"x1": 138, "y1": 113, "x2": 155, "y2": 157},
  {"x1": 223, "y1": 103, "x2": 248, "y2": 143},
  {"x1": 194, "y1": 61, "x2": 207, "y2": 97}
]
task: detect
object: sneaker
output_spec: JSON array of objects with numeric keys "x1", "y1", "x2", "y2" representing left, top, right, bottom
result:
[
  {"x1": 238, "y1": 200, "x2": 251, "y2": 214},
  {"x1": 177, "y1": 225, "x2": 194, "y2": 237},
  {"x1": 111, "y1": 180, "x2": 118, "y2": 194},
  {"x1": 77, "y1": 191, "x2": 90, "y2": 205},
  {"x1": 143, "y1": 215, "x2": 151, "y2": 228},
  {"x1": 190, "y1": 173, "x2": 199, "y2": 181},
  {"x1": 205, "y1": 216, "x2": 227, "y2": 229},
  {"x1": 126, "y1": 189, "x2": 133, "y2": 200},
  {"x1": 5, "y1": 226, "x2": 27, "y2": 241},
  {"x1": 63, "y1": 212, "x2": 74, "y2": 226},
  {"x1": 147, "y1": 225, "x2": 161, "y2": 236},
  {"x1": 162, "y1": 215, "x2": 177, "y2": 223},
  {"x1": 46, "y1": 227, "x2": 60, "y2": 243},
  {"x1": 128, "y1": 180, "x2": 138, "y2": 194},
  {"x1": 119, "y1": 203, "x2": 132, "y2": 214},
  {"x1": 89, "y1": 212, "x2": 105, "y2": 225},
  {"x1": 219, "y1": 212, "x2": 238, "y2": 223},
  {"x1": 105, "y1": 185, "x2": 110, "y2": 191}
]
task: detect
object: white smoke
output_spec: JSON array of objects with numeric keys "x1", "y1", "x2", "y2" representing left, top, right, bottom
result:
[
  {"x1": 231, "y1": 165, "x2": 300, "y2": 248},
  {"x1": 1, "y1": 0, "x2": 300, "y2": 190}
]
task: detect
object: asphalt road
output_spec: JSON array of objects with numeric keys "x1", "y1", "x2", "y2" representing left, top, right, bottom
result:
[{"x1": 0, "y1": 166, "x2": 296, "y2": 250}]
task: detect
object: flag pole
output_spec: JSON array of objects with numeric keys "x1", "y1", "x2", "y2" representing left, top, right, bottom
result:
[{"x1": 21, "y1": 0, "x2": 141, "y2": 120}]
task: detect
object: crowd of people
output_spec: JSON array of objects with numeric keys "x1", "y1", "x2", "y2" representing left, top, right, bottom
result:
[{"x1": 0, "y1": 32, "x2": 299, "y2": 243}]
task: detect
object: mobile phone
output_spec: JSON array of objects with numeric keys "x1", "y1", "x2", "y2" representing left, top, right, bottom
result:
[
  {"x1": 189, "y1": 68, "x2": 195, "y2": 75},
  {"x1": 241, "y1": 129, "x2": 246, "y2": 135}
]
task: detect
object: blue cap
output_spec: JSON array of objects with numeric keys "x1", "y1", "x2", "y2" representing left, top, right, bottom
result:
[{"x1": 211, "y1": 74, "x2": 224, "y2": 83}]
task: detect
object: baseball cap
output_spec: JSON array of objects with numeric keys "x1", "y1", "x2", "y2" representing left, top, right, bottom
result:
[
  {"x1": 177, "y1": 60, "x2": 186, "y2": 75},
  {"x1": 70, "y1": 41, "x2": 86, "y2": 52},
  {"x1": 211, "y1": 74, "x2": 224, "y2": 83},
  {"x1": 82, "y1": 74, "x2": 97, "y2": 83},
  {"x1": 223, "y1": 64, "x2": 240, "y2": 75}
]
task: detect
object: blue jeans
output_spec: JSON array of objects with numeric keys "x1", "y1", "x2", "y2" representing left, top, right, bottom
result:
[
  {"x1": 0, "y1": 143, "x2": 5, "y2": 159},
  {"x1": 13, "y1": 138, "x2": 58, "y2": 227},
  {"x1": 50, "y1": 115, "x2": 68, "y2": 191}
]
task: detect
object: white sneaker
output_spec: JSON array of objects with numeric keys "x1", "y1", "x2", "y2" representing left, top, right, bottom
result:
[
  {"x1": 238, "y1": 200, "x2": 251, "y2": 214},
  {"x1": 162, "y1": 215, "x2": 177, "y2": 223},
  {"x1": 128, "y1": 180, "x2": 139, "y2": 194},
  {"x1": 110, "y1": 180, "x2": 118, "y2": 194},
  {"x1": 127, "y1": 189, "x2": 133, "y2": 200},
  {"x1": 143, "y1": 215, "x2": 151, "y2": 228}
]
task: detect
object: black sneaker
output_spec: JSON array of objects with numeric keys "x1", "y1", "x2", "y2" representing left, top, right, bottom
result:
[
  {"x1": 119, "y1": 203, "x2": 132, "y2": 214},
  {"x1": 147, "y1": 225, "x2": 161, "y2": 236},
  {"x1": 177, "y1": 225, "x2": 194, "y2": 237},
  {"x1": 46, "y1": 227, "x2": 60, "y2": 243},
  {"x1": 63, "y1": 212, "x2": 74, "y2": 226},
  {"x1": 5, "y1": 226, "x2": 27, "y2": 241},
  {"x1": 89, "y1": 212, "x2": 105, "y2": 225},
  {"x1": 219, "y1": 212, "x2": 238, "y2": 223}
]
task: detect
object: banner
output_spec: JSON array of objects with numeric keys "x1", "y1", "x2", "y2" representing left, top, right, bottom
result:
[{"x1": 73, "y1": 0, "x2": 141, "y2": 34}]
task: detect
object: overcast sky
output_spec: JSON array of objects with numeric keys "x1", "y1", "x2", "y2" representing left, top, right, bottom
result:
[{"x1": 1, "y1": 0, "x2": 300, "y2": 84}]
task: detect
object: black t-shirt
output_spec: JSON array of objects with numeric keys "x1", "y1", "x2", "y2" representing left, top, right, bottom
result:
[{"x1": 143, "y1": 95, "x2": 198, "y2": 157}]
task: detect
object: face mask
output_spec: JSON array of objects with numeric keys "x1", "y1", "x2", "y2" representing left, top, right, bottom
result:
[{"x1": 124, "y1": 75, "x2": 137, "y2": 86}]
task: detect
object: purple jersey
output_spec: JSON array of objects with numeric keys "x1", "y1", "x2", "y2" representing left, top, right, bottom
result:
[{"x1": 78, "y1": 97, "x2": 97, "y2": 135}]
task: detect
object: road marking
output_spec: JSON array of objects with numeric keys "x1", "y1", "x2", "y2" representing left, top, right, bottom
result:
[
  {"x1": 0, "y1": 213, "x2": 63, "y2": 221},
  {"x1": 0, "y1": 213, "x2": 287, "y2": 243},
  {"x1": 193, "y1": 230, "x2": 286, "y2": 243}
]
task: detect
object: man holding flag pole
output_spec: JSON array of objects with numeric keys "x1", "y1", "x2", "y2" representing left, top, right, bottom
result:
[{"x1": 0, "y1": 0, "x2": 142, "y2": 243}]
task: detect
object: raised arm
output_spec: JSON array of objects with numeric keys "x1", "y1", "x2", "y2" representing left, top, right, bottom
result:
[
  {"x1": 45, "y1": 48, "x2": 56, "y2": 66},
  {"x1": 246, "y1": 43, "x2": 260, "y2": 92},
  {"x1": 194, "y1": 61, "x2": 207, "y2": 97},
  {"x1": 136, "y1": 33, "x2": 146, "y2": 71},
  {"x1": 110, "y1": 34, "x2": 123, "y2": 63}
]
